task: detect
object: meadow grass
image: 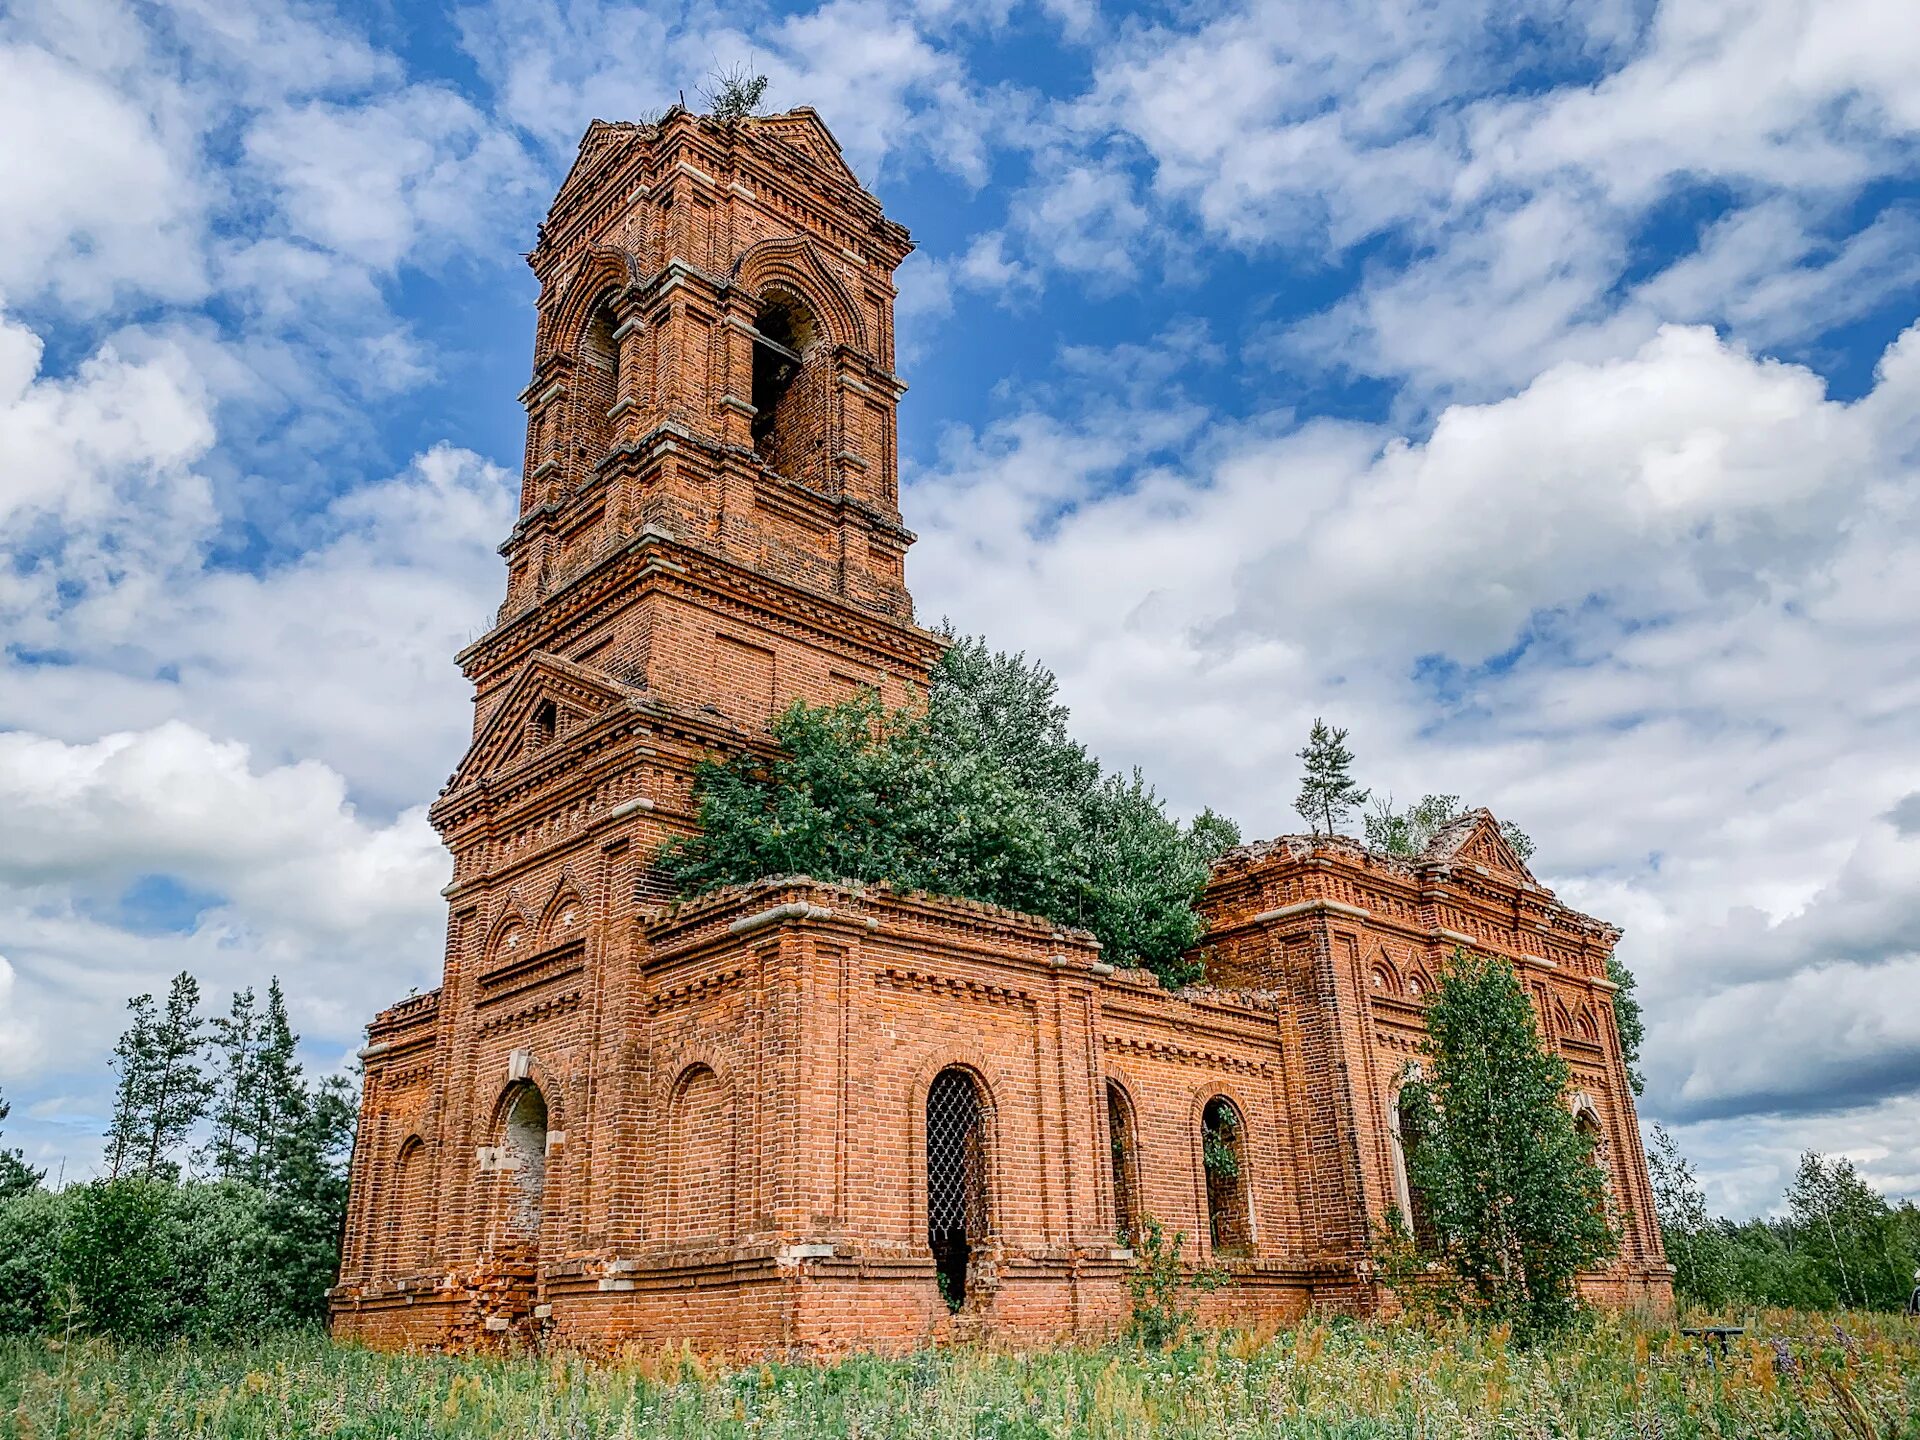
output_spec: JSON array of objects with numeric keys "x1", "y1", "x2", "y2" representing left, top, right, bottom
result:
[{"x1": 4, "y1": 1309, "x2": 1917, "y2": 1439}]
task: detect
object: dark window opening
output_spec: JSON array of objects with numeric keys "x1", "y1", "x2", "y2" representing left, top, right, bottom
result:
[
  {"x1": 1106, "y1": 1081, "x2": 1139, "y2": 1244},
  {"x1": 1201, "y1": 1096, "x2": 1251, "y2": 1253},
  {"x1": 926, "y1": 1067, "x2": 987, "y2": 1312},
  {"x1": 530, "y1": 698, "x2": 557, "y2": 751},
  {"x1": 749, "y1": 292, "x2": 818, "y2": 477}
]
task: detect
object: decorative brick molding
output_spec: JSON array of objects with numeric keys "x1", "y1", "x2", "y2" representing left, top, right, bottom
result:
[{"x1": 331, "y1": 107, "x2": 1669, "y2": 1357}]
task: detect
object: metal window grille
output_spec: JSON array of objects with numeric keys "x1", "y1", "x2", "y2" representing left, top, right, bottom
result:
[{"x1": 926, "y1": 1068, "x2": 987, "y2": 1241}]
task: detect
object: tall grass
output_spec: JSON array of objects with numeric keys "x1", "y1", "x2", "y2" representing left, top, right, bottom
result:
[{"x1": 4, "y1": 1309, "x2": 1916, "y2": 1438}]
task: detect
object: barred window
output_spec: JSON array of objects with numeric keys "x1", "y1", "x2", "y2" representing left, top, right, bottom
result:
[{"x1": 926, "y1": 1067, "x2": 987, "y2": 1311}]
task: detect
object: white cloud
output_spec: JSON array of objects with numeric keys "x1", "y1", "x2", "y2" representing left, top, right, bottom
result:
[{"x1": 906, "y1": 318, "x2": 1920, "y2": 1203}]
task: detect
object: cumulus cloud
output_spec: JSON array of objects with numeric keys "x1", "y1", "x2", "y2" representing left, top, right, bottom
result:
[{"x1": 907, "y1": 319, "x2": 1920, "y2": 1172}]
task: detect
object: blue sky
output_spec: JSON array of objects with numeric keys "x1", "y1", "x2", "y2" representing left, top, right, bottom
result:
[{"x1": 3, "y1": 0, "x2": 1919, "y2": 1216}]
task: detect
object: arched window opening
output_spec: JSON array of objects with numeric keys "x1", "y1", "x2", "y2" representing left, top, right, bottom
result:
[
  {"x1": 1394, "y1": 1088, "x2": 1438, "y2": 1253},
  {"x1": 1576, "y1": 1107, "x2": 1611, "y2": 1205},
  {"x1": 529, "y1": 698, "x2": 557, "y2": 751},
  {"x1": 926, "y1": 1067, "x2": 988, "y2": 1312},
  {"x1": 750, "y1": 291, "x2": 822, "y2": 482},
  {"x1": 1106, "y1": 1081, "x2": 1139, "y2": 1244},
  {"x1": 576, "y1": 298, "x2": 621, "y2": 466},
  {"x1": 1201, "y1": 1096, "x2": 1251, "y2": 1254},
  {"x1": 500, "y1": 1083, "x2": 548, "y2": 1244}
]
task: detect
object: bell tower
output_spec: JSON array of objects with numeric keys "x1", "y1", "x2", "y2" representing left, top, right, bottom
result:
[
  {"x1": 508, "y1": 106, "x2": 919, "y2": 634},
  {"x1": 443, "y1": 105, "x2": 942, "y2": 825}
]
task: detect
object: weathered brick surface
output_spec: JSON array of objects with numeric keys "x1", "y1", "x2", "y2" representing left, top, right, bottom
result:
[{"x1": 330, "y1": 107, "x2": 1670, "y2": 1355}]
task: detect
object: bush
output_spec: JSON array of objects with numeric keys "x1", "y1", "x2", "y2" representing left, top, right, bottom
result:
[
  {"x1": 0, "y1": 1176, "x2": 337, "y2": 1342},
  {"x1": 661, "y1": 636, "x2": 1238, "y2": 987}
]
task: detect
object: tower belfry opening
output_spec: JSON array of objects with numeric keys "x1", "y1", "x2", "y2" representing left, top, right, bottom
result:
[{"x1": 750, "y1": 291, "x2": 816, "y2": 474}]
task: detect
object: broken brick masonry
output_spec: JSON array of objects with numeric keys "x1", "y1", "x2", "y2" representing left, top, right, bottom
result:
[{"x1": 328, "y1": 106, "x2": 1671, "y2": 1353}]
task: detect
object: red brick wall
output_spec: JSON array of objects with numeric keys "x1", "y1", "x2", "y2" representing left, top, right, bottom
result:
[{"x1": 331, "y1": 109, "x2": 1670, "y2": 1356}]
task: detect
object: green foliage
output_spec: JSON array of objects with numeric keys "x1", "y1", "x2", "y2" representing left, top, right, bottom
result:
[
  {"x1": 1200, "y1": 1110, "x2": 1240, "y2": 1180},
  {"x1": 1294, "y1": 718, "x2": 1369, "y2": 837},
  {"x1": 659, "y1": 636, "x2": 1237, "y2": 986},
  {"x1": 1605, "y1": 954, "x2": 1646, "y2": 1095},
  {"x1": 104, "y1": 972, "x2": 215, "y2": 1181},
  {"x1": 8, "y1": 1309, "x2": 1920, "y2": 1437},
  {"x1": 0, "y1": 1087, "x2": 42, "y2": 1201},
  {"x1": 1391, "y1": 949, "x2": 1617, "y2": 1338},
  {"x1": 1650, "y1": 1127, "x2": 1920, "y2": 1315},
  {"x1": 1363, "y1": 792, "x2": 1535, "y2": 864},
  {"x1": 1122, "y1": 1215, "x2": 1227, "y2": 1349},
  {"x1": 0, "y1": 968, "x2": 358, "y2": 1341},
  {"x1": 701, "y1": 63, "x2": 769, "y2": 120}
]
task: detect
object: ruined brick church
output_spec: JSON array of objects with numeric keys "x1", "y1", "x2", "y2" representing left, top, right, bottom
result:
[{"x1": 329, "y1": 107, "x2": 1671, "y2": 1352}]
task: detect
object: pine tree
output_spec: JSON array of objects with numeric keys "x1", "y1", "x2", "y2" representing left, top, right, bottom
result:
[
  {"x1": 245, "y1": 979, "x2": 305, "y2": 1187},
  {"x1": 140, "y1": 972, "x2": 214, "y2": 1180},
  {"x1": 0, "y1": 1087, "x2": 42, "y2": 1200},
  {"x1": 1394, "y1": 948, "x2": 1617, "y2": 1336},
  {"x1": 205, "y1": 986, "x2": 260, "y2": 1180},
  {"x1": 104, "y1": 992, "x2": 160, "y2": 1180},
  {"x1": 1293, "y1": 718, "x2": 1369, "y2": 838}
]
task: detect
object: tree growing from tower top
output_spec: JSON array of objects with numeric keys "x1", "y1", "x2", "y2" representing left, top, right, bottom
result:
[{"x1": 1294, "y1": 718, "x2": 1369, "y2": 838}]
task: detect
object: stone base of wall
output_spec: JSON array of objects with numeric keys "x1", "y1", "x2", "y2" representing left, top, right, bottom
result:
[{"x1": 333, "y1": 1247, "x2": 1415, "y2": 1356}]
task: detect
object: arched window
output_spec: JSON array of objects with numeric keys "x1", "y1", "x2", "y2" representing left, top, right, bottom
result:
[
  {"x1": 576, "y1": 297, "x2": 621, "y2": 467},
  {"x1": 750, "y1": 290, "x2": 824, "y2": 485},
  {"x1": 1575, "y1": 1106, "x2": 1610, "y2": 1204},
  {"x1": 1106, "y1": 1081, "x2": 1139, "y2": 1244},
  {"x1": 529, "y1": 698, "x2": 557, "y2": 751},
  {"x1": 1394, "y1": 1087, "x2": 1437, "y2": 1253},
  {"x1": 1200, "y1": 1096, "x2": 1251, "y2": 1254},
  {"x1": 499, "y1": 1083, "x2": 548, "y2": 1245},
  {"x1": 926, "y1": 1067, "x2": 988, "y2": 1312}
]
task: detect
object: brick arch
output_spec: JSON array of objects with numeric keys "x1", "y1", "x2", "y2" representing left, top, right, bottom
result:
[
  {"x1": 664, "y1": 1060, "x2": 736, "y2": 1243},
  {"x1": 387, "y1": 1133, "x2": 429, "y2": 1275},
  {"x1": 1101, "y1": 1071, "x2": 1143, "y2": 1241},
  {"x1": 732, "y1": 235, "x2": 869, "y2": 354},
  {"x1": 1191, "y1": 1083, "x2": 1256, "y2": 1254},
  {"x1": 536, "y1": 871, "x2": 589, "y2": 946},
  {"x1": 481, "y1": 898, "x2": 535, "y2": 968},
  {"x1": 907, "y1": 1052, "x2": 1001, "y2": 1235},
  {"x1": 484, "y1": 1055, "x2": 569, "y2": 1137},
  {"x1": 549, "y1": 245, "x2": 646, "y2": 352},
  {"x1": 1368, "y1": 946, "x2": 1403, "y2": 997}
]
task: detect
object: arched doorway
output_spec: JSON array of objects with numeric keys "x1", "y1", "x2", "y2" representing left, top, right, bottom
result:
[
  {"x1": 499, "y1": 1082, "x2": 548, "y2": 1245},
  {"x1": 926, "y1": 1067, "x2": 988, "y2": 1312},
  {"x1": 1394, "y1": 1087, "x2": 1437, "y2": 1253}
]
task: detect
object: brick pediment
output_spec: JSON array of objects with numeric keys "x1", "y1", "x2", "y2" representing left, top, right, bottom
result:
[
  {"x1": 446, "y1": 651, "x2": 642, "y2": 792},
  {"x1": 1420, "y1": 808, "x2": 1537, "y2": 884},
  {"x1": 747, "y1": 109, "x2": 861, "y2": 188}
]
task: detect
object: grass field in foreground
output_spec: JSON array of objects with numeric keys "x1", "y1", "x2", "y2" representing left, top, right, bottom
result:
[{"x1": 4, "y1": 1310, "x2": 1917, "y2": 1439}]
